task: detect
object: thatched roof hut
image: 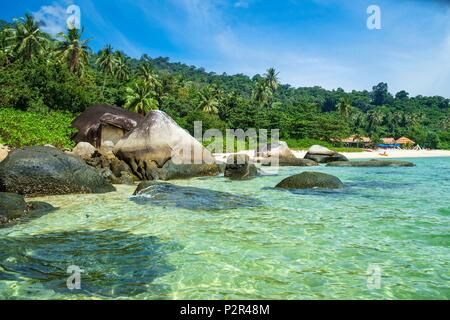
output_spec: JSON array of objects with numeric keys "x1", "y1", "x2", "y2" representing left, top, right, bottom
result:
[
  {"x1": 72, "y1": 105, "x2": 144, "y2": 147},
  {"x1": 396, "y1": 137, "x2": 415, "y2": 145},
  {"x1": 381, "y1": 138, "x2": 396, "y2": 144}
]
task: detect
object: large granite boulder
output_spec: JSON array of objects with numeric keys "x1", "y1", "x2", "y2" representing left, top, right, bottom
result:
[
  {"x1": 113, "y1": 110, "x2": 220, "y2": 180},
  {"x1": 72, "y1": 142, "x2": 97, "y2": 160},
  {"x1": 0, "y1": 146, "x2": 115, "y2": 196},
  {"x1": 132, "y1": 181, "x2": 261, "y2": 210},
  {"x1": 327, "y1": 159, "x2": 416, "y2": 167},
  {"x1": 0, "y1": 145, "x2": 9, "y2": 162},
  {"x1": 304, "y1": 145, "x2": 348, "y2": 163},
  {"x1": 275, "y1": 171, "x2": 344, "y2": 189},
  {"x1": 261, "y1": 141, "x2": 319, "y2": 167},
  {"x1": 225, "y1": 154, "x2": 258, "y2": 180},
  {"x1": 0, "y1": 192, "x2": 55, "y2": 226}
]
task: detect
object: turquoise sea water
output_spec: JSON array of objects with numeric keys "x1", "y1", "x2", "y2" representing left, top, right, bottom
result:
[{"x1": 0, "y1": 157, "x2": 449, "y2": 300}]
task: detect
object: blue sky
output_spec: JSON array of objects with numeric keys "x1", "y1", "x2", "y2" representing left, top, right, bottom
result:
[{"x1": 2, "y1": 0, "x2": 450, "y2": 97}]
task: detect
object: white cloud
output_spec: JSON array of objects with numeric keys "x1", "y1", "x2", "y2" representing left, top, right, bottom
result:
[{"x1": 33, "y1": 4, "x2": 69, "y2": 35}]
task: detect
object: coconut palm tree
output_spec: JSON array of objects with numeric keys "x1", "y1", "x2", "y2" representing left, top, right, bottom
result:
[
  {"x1": 252, "y1": 79, "x2": 272, "y2": 107},
  {"x1": 96, "y1": 45, "x2": 116, "y2": 75},
  {"x1": 337, "y1": 96, "x2": 352, "y2": 119},
  {"x1": 6, "y1": 14, "x2": 48, "y2": 60},
  {"x1": 114, "y1": 51, "x2": 130, "y2": 81},
  {"x1": 96, "y1": 44, "x2": 117, "y2": 95},
  {"x1": 264, "y1": 67, "x2": 279, "y2": 93},
  {"x1": 56, "y1": 28, "x2": 91, "y2": 75},
  {"x1": 124, "y1": 82, "x2": 159, "y2": 115},
  {"x1": 367, "y1": 109, "x2": 384, "y2": 134},
  {"x1": 198, "y1": 85, "x2": 220, "y2": 114},
  {"x1": 138, "y1": 63, "x2": 161, "y2": 88}
]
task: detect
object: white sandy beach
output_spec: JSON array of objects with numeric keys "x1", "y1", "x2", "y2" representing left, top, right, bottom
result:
[
  {"x1": 296, "y1": 149, "x2": 450, "y2": 159},
  {"x1": 213, "y1": 149, "x2": 450, "y2": 162}
]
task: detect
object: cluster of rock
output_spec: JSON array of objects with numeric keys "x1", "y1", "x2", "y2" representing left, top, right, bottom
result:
[
  {"x1": 0, "y1": 146, "x2": 115, "y2": 197},
  {"x1": 0, "y1": 192, "x2": 55, "y2": 226},
  {"x1": 224, "y1": 154, "x2": 258, "y2": 180},
  {"x1": 327, "y1": 159, "x2": 415, "y2": 167},
  {"x1": 304, "y1": 145, "x2": 348, "y2": 163},
  {"x1": 261, "y1": 141, "x2": 319, "y2": 167},
  {"x1": 71, "y1": 142, "x2": 138, "y2": 185}
]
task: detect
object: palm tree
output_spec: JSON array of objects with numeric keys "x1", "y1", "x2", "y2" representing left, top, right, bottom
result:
[
  {"x1": 114, "y1": 51, "x2": 130, "y2": 81},
  {"x1": 124, "y1": 82, "x2": 158, "y2": 115},
  {"x1": 96, "y1": 44, "x2": 117, "y2": 95},
  {"x1": 6, "y1": 14, "x2": 48, "y2": 60},
  {"x1": 264, "y1": 67, "x2": 279, "y2": 93},
  {"x1": 337, "y1": 96, "x2": 352, "y2": 118},
  {"x1": 96, "y1": 45, "x2": 116, "y2": 75},
  {"x1": 367, "y1": 109, "x2": 384, "y2": 134},
  {"x1": 138, "y1": 63, "x2": 161, "y2": 88},
  {"x1": 252, "y1": 79, "x2": 272, "y2": 107},
  {"x1": 56, "y1": 28, "x2": 91, "y2": 75},
  {"x1": 198, "y1": 85, "x2": 220, "y2": 114}
]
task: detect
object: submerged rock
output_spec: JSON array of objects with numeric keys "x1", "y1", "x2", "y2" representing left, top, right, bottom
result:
[
  {"x1": 114, "y1": 110, "x2": 220, "y2": 180},
  {"x1": 326, "y1": 159, "x2": 416, "y2": 167},
  {"x1": 132, "y1": 181, "x2": 262, "y2": 210},
  {"x1": 0, "y1": 192, "x2": 55, "y2": 226},
  {"x1": 0, "y1": 146, "x2": 115, "y2": 196},
  {"x1": 225, "y1": 154, "x2": 258, "y2": 180},
  {"x1": 275, "y1": 172, "x2": 344, "y2": 190},
  {"x1": 304, "y1": 145, "x2": 348, "y2": 163}
]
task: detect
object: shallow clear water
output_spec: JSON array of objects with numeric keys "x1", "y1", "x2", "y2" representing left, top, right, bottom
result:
[{"x1": 0, "y1": 157, "x2": 449, "y2": 300}]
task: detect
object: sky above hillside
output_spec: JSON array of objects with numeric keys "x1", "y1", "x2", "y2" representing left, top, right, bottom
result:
[{"x1": 2, "y1": 0, "x2": 450, "y2": 97}]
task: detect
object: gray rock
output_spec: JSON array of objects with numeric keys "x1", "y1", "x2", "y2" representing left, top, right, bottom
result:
[
  {"x1": 326, "y1": 159, "x2": 416, "y2": 167},
  {"x1": 0, "y1": 192, "x2": 27, "y2": 220},
  {"x1": 275, "y1": 171, "x2": 345, "y2": 189},
  {"x1": 132, "y1": 181, "x2": 261, "y2": 211},
  {"x1": 263, "y1": 157, "x2": 319, "y2": 167},
  {"x1": 0, "y1": 192, "x2": 55, "y2": 226},
  {"x1": 114, "y1": 110, "x2": 220, "y2": 180},
  {"x1": 304, "y1": 145, "x2": 348, "y2": 163},
  {"x1": 260, "y1": 141, "x2": 319, "y2": 167},
  {"x1": 225, "y1": 154, "x2": 258, "y2": 180},
  {"x1": 0, "y1": 146, "x2": 115, "y2": 196},
  {"x1": 72, "y1": 142, "x2": 97, "y2": 160}
]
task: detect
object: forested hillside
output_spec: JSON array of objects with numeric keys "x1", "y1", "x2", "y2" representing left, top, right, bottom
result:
[{"x1": 0, "y1": 15, "x2": 449, "y2": 149}]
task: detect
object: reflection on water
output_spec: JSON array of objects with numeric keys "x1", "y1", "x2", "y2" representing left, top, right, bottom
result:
[
  {"x1": 0, "y1": 230, "x2": 181, "y2": 299},
  {"x1": 0, "y1": 157, "x2": 449, "y2": 299}
]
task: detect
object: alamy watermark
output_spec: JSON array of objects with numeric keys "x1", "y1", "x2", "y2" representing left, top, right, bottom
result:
[
  {"x1": 66, "y1": 5, "x2": 81, "y2": 30},
  {"x1": 367, "y1": 264, "x2": 382, "y2": 290},
  {"x1": 66, "y1": 265, "x2": 84, "y2": 290},
  {"x1": 169, "y1": 121, "x2": 280, "y2": 169},
  {"x1": 367, "y1": 5, "x2": 382, "y2": 30}
]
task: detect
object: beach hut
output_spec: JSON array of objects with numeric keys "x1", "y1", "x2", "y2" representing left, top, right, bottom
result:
[
  {"x1": 396, "y1": 137, "x2": 415, "y2": 148},
  {"x1": 340, "y1": 135, "x2": 372, "y2": 148},
  {"x1": 71, "y1": 104, "x2": 144, "y2": 147}
]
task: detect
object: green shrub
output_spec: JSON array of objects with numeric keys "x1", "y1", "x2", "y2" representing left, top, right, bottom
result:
[
  {"x1": 284, "y1": 138, "x2": 334, "y2": 150},
  {"x1": 0, "y1": 107, "x2": 77, "y2": 148}
]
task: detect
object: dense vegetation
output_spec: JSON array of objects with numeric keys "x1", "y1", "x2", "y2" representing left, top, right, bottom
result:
[{"x1": 0, "y1": 15, "x2": 449, "y2": 149}]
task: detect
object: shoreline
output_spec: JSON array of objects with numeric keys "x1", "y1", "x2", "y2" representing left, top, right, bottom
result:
[{"x1": 213, "y1": 149, "x2": 450, "y2": 161}]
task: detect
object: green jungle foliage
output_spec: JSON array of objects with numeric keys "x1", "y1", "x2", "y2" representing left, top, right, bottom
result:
[
  {"x1": 0, "y1": 108, "x2": 76, "y2": 148},
  {"x1": 0, "y1": 15, "x2": 449, "y2": 149}
]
